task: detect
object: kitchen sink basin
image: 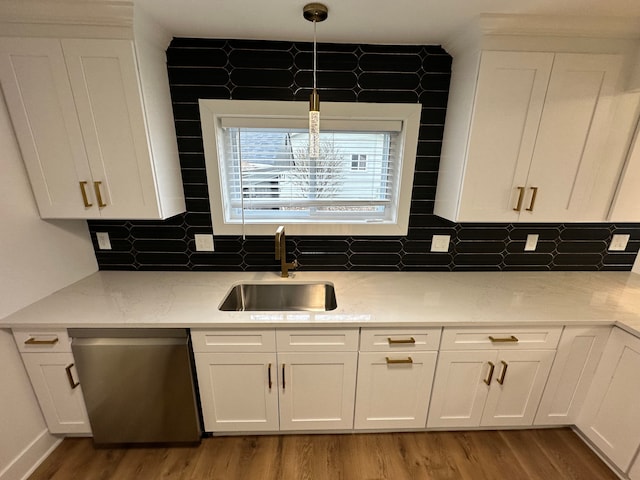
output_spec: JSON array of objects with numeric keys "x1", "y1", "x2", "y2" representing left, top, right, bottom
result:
[{"x1": 219, "y1": 282, "x2": 337, "y2": 311}]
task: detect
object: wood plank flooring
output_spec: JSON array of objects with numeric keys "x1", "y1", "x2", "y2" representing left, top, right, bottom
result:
[{"x1": 29, "y1": 428, "x2": 618, "y2": 480}]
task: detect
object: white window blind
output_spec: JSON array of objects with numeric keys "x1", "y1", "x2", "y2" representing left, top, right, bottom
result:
[
  {"x1": 200, "y1": 100, "x2": 420, "y2": 236},
  {"x1": 219, "y1": 127, "x2": 400, "y2": 223}
]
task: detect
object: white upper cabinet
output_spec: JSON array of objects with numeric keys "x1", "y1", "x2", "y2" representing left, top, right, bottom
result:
[
  {"x1": 609, "y1": 118, "x2": 640, "y2": 221},
  {"x1": 435, "y1": 49, "x2": 624, "y2": 222},
  {"x1": 0, "y1": 36, "x2": 185, "y2": 219}
]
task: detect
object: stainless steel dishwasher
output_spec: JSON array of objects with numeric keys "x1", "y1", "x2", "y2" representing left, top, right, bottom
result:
[{"x1": 69, "y1": 328, "x2": 201, "y2": 445}]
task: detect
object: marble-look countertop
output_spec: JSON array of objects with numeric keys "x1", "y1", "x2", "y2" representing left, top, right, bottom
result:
[{"x1": 3, "y1": 271, "x2": 640, "y2": 336}]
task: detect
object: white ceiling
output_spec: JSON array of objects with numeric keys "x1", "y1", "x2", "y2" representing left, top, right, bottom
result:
[{"x1": 136, "y1": 0, "x2": 640, "y2": 45}]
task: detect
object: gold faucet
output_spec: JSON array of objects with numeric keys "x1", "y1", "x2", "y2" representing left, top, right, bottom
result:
[{"x1": 275, "y1": 226, "x2": 298, "y2": 278}]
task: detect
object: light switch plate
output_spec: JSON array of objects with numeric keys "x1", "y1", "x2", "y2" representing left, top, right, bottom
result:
[
  {"x1": 609, "y1": 234, "x2": 630, "y2": 251},
  {"x1": 524, "y1": 234, "x2": 539, "y2": 252},
  {"x1": 195, "y1": 234, "x2": 215, "y2": 252},
  {"x1": 431, "y1": 235, "x2": 450, "y2": 253},
  {"x1": 96, "y1": 232, "x2": 111, "y2": 250}
]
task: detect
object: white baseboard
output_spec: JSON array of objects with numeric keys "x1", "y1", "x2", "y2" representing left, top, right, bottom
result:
[{"x1": 0, "y1": 430, "x2": 61, "y2": 480}]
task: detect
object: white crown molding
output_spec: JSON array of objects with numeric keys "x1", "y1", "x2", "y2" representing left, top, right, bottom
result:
[
  {"x1": 0, "y1": 0, "x2": 133, "y2": 27},
  {"x1": 478, "y1": 14, "x2": 640, "y2": 39}
]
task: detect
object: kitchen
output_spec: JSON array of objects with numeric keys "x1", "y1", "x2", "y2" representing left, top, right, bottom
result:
[{"x1": 2, "y1": 0, "x2": 640, "y2": 479}]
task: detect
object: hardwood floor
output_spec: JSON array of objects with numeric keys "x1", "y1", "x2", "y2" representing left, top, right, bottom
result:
[{"x1": 29, "y1": 428, "x2": 617, "y2": 480}]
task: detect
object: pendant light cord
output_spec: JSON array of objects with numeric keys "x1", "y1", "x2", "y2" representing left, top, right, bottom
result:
[{"x1": 313, "y1": 20, "x2": 317, "y2": 90}]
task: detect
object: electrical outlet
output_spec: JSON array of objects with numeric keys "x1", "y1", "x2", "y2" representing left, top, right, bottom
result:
[
  {"x1": 195, "y1": 234, "x2": 215, "y2": 252},
  {"x1": 609, "y1": 234, "x2": 630, "y2": 251},
  {"x1": 96, "y1": 232, "x2": 111, "y2": 250},
  {"x1": 431, "y1": 235, "x2": 450, "y2": 253},
  {"x1": 524, "y1": 234, "x2": 539, "y2": 252}
]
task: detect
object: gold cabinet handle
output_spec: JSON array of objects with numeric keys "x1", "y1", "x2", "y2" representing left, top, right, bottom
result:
[
  {"x1": 79, "y1": 181, "x2": 92, "y2": 207},
  {"x1": 282, "y1": 363, "x2": 286, "y2": 391},
  {"x1": 526, "y1": 186, "x2": 539, "y2": 212},
  {"x1": 24, "y1": 337, "x2": 59, "y2": 345},
  {"x1": 489, "y1": 335, "x2": 519, "y2": 343},
  {"x1": 385, "y1": 357, "x2": 413, "y2": 364},
  {"x1": 513, "y1": 186, "x2": 525, "y2": 212},
  {"x1": 267, "y1": 363, "x2": 272, "y2": 390},
  {"x1": 484, "y1": 361, "x2": 495, "y2": 385},
  {"x1": 94, "y1": 181, "x2": 107, "y2": 208},
  {"x1": 65, "y1": 363, "x2": 80, "y2": 389},
  {"x1": 497, "y1": 360, "x2": 508, "y2": 385},
  {"x1": 387, "y1": 337, "x2": 416, "y2": 345}
]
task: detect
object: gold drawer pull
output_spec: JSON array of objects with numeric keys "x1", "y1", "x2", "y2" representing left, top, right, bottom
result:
[
  {"x1": 25, "y1": 337, "x2": 59, "y2": 345},
  {"x1": 387, "y1": 337, "x2": 416, "y2": 345},
  {"x1": 497, "y1": 360, "x2": 508, "y2": 385},
  {"x1": 65, "y1": 363, "x2": 80, "y2": 389},
  {"x1": 484, "y1": 361, "x2": 495, "y2": 385},
  {"x1": 94, "y1": 181, "x2": 107, "y2": 208},
  {"x1": 386, "y1": 357, "x2": 413, "y2": 364},
  {"x1": 526, "y1": 186, "x2": 539, "y2": 212},
  {"x1": 513, "y1": 186, "x2": 525, "y2": 211},
  {"x1": 488, "y1": 335, "x2": 519, "y2": 343},
  {"x1": 79, "y1": 181, "x2": 92, "y2": 207}
]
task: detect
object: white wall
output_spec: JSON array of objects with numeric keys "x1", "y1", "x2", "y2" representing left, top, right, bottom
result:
[{"x1": 0, "y1": 91, "x2": 97, "y2": 479}]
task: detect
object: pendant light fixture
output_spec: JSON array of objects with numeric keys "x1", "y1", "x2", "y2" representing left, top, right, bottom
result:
[{"x1": 303, "y1": 3, "x2": 328, "y2": 159}]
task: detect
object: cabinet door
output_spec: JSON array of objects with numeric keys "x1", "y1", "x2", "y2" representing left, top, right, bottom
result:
[
  {"x1": 354, "y1": 351, "x2": 437, "y2": 430},
  {"x1": 609, "y1": 118, "x2": 640, "y2": 222},
  {"x1": 278, "y1": 352, "x2": 357, "y2": 431},
  {"x1": 535, "y1": 326, "x2": 610, "y2": 426},
  {"x1": 194, "y1": 352, "x2": 278, "y2": 432},
  {"x1": 525, "y1": 53, "x2": 622, "y2": 221},
  {"x1": 0, "y1": 37, "x2": 93, "y2": 218},
  {"x1": 578, "y1": 328, "x2": 640, "y2": 472},
  {"x1": 457, "y1": 51, "x2": 553, "y2": 222},
  {"x1": 21, "y1": 352, "x2": 91, "y2": 434},
  {"x1": 427, "y1": 350, "x2": 496, "y2": 428},
  {"x1": 62, "y1": 39, "x2": 160, "y2": 219},
  {"x1": 481, "y1": 349, "x2": 555, "y2": 427}
]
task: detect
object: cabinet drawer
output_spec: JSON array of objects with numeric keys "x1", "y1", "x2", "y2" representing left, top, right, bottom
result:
[
  {"x1": 360, "y1": 328, "x2": 441, "y2": 351},
  {"x1": 191, "y1": 329, "x2": 276, "y2": 353},
  {"x1": 276, "y1": 329, "x2": 359, "y2": 352},
  {"x1": 13, "y1": 329, "x2": 71, "y2": 353},
  {"x1": 440, "y1": 326, "x2": 562, "y2": 350}
]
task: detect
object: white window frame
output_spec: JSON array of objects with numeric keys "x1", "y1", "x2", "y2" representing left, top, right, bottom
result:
[{"x1": 199, "y1": 99, "x2": 420, "y2": 236}]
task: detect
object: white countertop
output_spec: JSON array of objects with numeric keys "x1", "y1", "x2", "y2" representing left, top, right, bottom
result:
[{"x1": 3, "y1": 270, "x2": 640, "y2": 335}]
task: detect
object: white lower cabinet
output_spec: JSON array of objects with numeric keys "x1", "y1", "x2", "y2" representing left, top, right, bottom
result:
[
  {"x1": 354, "y1": 328, "x2": 441, "y2": 430},
  {"x1": 355, "y1": 351, "x2": 437, "y2": 429},
  {"x1": 194, "y1": 352, "x2": 279, "y2": 432},
  {"x1": 192, "y1": 328, "x2": 358, "y2": 433},
  {"x1": 12, "y1": 329, "x2": 91, "y2": 434},
  {"x1": 535, "y1": 326, "x2": 611, "y2": 425},
  {"x1": 427, "y1": 327, "x2": 560, "y2": 429},
  {"x1": 577, "y1": 327, "x2": 640, "y2": 473},
  {"x1": 279, "y1": 351, "x2": 357, "y2": 431}
]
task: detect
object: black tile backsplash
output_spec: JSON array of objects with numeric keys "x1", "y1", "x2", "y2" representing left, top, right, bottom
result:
[{"x1": 87, "y1": 38, "x2": 640, "y2": 272}]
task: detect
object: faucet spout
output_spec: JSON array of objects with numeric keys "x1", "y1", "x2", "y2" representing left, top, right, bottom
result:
[{"x1": 275, "y1": 226, "x2": 297, "y2": 278}]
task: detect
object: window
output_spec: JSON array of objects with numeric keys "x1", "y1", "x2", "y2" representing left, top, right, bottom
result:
[
  {"x1": 351, "y1": 154, "x2": 367, "y2": 171},
  {"x1": 200, "y1": 100, "x2": 420, "y2": 236}
]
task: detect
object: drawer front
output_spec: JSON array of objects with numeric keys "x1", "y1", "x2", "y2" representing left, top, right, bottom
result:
[
  {"x1": 191, "y1": 329, "x2": 276, "y2": 353},
  {"x1": 359, "y1": 328, "x2": 441, "y2": 352},
  {"x1": 276, "y1": 329, "x2": 359, "y2": 352},
  {"x1": 13, "y1": 329, "x2": 71, "y2": 353},
  {"x1": 440, "y1": 326, "x2": 562, "y2": 350}
]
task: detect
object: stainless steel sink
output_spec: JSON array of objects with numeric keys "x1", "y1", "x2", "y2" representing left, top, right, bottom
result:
[{"x1": 219, "y1": 282, "x2": 337, "y2": 311}]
